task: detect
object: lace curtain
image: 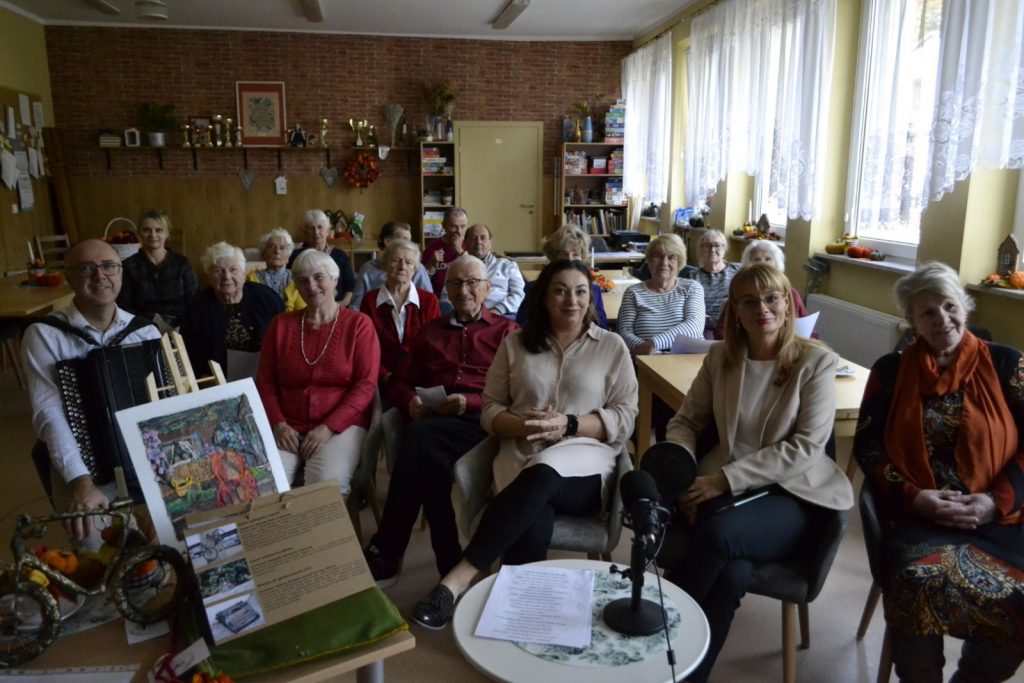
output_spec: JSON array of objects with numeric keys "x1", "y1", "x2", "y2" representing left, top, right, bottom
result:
[
  {"x1": 622, "y1": 32, "x2": 672, "y2": 204},
  {"x1": 926, "y1": 0, "x2": 1024, "y2": 202},
  {"x1": 686, "y1": 0, "x2": 836, "y2": 220}
]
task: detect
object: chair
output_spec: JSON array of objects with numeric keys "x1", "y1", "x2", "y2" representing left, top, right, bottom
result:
[
  {"x1": 34, "y1": 235, "x2": 71, "y2": 269},
  {"x1": 452, "y1": 435, "x2": 633, "y2": 561},
  {"x1": 0, "y1": 321, "x2": 26, "y2": 389},
  {"x1": 857, "y1": 482, "x2": 894, "y2": 683},
  {"x1": 346, "y1": 389, "x2": 385, "y2": 544}
]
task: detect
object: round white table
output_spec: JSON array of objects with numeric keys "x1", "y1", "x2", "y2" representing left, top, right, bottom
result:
[{"x1": 453, "y1": 558, "x2": 709, "y2": 682}]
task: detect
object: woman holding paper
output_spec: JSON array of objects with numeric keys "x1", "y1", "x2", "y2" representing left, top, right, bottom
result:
[
  {"x1": 410, "y1": 259, "x2": 637, "y2": 630},
  {"x1": 256, "y1": 249, "x2": 380, "y2": 497},
  {"x1": 662, "y1": 264, "x2": 853, "y2": 682}
]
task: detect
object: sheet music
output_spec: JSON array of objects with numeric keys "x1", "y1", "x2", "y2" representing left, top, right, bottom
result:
[{"x1": 795, "y1": 312, "x2": 819, "y2": 339}]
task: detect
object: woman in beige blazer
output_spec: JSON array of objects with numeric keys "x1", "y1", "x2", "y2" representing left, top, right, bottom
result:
[{"x1": 664, "y1": 264, "x2": 853, "y2": 683}]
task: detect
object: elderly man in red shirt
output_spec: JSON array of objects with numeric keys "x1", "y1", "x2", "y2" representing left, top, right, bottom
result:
[{"x1": 364, "y1": 254, "x2": 518, "y2": 586}]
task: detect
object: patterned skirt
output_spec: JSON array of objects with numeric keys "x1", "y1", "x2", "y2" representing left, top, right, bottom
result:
[{"x1": 881, "y1": 516, "x2": 1024, "y2": 652}]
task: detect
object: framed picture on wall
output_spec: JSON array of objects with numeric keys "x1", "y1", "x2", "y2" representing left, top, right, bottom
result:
[{"x1": 235, "y1": 81, "x2": 286, "y2": 147}]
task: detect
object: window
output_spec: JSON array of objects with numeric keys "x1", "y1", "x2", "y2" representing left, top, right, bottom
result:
[{"x1": 845, "y1": 0, "x2": 943, "y2": 247}]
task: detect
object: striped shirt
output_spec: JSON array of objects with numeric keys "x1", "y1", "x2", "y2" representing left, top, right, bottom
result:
[
  {"x1": 682, "y1": 263, "x2": 740, "y2": 331},
  {"x1": 617, "y1": 279, "x2": 705, "y2": 353}
]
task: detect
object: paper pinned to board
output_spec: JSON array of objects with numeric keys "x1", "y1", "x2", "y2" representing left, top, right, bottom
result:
[
  {"x1": 795, "y1": 312, "x2": 819, "y2": 339},
  {"x1": 671, "y1": 335, "x2": 714, "y2": 354}
]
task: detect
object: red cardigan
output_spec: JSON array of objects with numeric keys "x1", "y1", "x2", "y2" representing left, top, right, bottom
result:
[
  {"x1": 359, "y1": 287, "x2": 441, "y2": 381},
  {"x1": 256, "y1": 309, "x2": 380, "y2": 434}
]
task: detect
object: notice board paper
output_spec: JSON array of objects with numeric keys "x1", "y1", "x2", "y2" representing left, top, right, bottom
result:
[{"x1": 185, "y1": 481, "x2": 374, "y2": 644}]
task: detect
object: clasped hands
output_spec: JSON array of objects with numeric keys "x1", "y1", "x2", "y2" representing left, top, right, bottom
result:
[
  {"x1": 274, "y1": 422, "x2": 335, "y2": 460},
  {"x1": 519, "y1": 406, "x2": 569, "y2": 445},
  {"x1": 409, "y1": 394, "x2": 468, "y2": 420},
  {"x1": 676, "y1": 472, "x2": 730, "y2": 524},
  {"x1": 912, "y1": 489, "x2": 998, "y2": 529}
]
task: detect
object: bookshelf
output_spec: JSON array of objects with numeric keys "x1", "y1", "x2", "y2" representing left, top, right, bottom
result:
[
  {"x1": 420, "y1": 141, "x2": 456, "y2": 247},
  {"x1": 559, "y1": 142, "x2": 626, "y2": 237}
]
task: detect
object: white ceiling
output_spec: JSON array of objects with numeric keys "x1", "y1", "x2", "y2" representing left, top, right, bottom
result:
[{"x1": 1, "y1": 0, "x2": 694, "y2": 41}]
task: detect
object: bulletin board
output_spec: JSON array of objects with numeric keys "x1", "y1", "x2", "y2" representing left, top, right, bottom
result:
[{"x1": 0, "y1": 85, "x2": 58, "y2": 274}]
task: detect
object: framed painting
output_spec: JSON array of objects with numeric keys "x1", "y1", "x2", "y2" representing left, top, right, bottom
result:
[
  {"x1": 235, "y1": 81, "x2": 286, "y2": 147},
  {"x1": 115, "y1": 378, "x2": 290, "y2": 551}
]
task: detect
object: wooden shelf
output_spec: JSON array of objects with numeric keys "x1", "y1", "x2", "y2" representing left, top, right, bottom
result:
[
  {"x1": 420, "y1": 141, "x2": 457, "y2": 247},
  {"x1": 560, "y1": 141, "x2": 625, "y2": 236},
  {"x1": 565, "y1": 173, "x2": 623, "y2": 178}
]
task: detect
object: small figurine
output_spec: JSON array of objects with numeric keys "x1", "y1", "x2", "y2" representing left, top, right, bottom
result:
[{"x1": 290, "y1": 123, "x2": 306, "y2": 147}]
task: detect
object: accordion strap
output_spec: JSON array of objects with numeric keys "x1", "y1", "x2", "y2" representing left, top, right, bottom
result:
[{"x1": 35, "y1": 314, "x2": 156, "y2": 347}]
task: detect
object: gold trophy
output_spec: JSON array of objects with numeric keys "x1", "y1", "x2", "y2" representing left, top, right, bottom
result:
[
  {"x1": 224, "y1": 118, "x2": 234, "y2": 148},
  {"x1": 319, "y1": 118, "x2": 329, "y2": 148},
  {"x1": 348, "y1": 118, "x2": 368, "y2": 147},
  {"x1": 182, "y1": 124, "x2": 193, "y2": 148},
  {"x1": 212, "y1": 115, "x2": 223, "y2": 147},
  {"x1": 205, "y1": 124, "x2": 215, "y2": 148}
]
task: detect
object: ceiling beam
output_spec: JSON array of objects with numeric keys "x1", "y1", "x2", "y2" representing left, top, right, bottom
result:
[
  {"x1": 298, "y1": 0, "x2": 325, "y2": 23},
  {"x1": 79, "y1": 0, "x2": 121, "y2": 15}
]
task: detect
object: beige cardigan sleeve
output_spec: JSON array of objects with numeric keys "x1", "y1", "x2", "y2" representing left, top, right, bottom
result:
[{"x1": 594, "y1": 333, "x2": 639, "y2": 446}]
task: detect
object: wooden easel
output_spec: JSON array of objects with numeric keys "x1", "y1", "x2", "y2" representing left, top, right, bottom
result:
[{"x1": 145, "y1": 330, "x2": 226, "y2": 401}]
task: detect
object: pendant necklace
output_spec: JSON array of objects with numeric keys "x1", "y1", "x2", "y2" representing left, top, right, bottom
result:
[{"x1": 300, "y1": 307, "x2": 340, "y2": 366}]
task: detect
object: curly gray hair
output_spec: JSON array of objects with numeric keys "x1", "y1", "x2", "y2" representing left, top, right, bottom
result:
[
  {"x1": 259, "y1": 228, "x2": 294, "y2": 253},
  {"x1": 894, "y1": 261, "x2": 974, "y2": 319},
  {"x1": 201, "y1": 242, "x2": 246, "y2": 274}
]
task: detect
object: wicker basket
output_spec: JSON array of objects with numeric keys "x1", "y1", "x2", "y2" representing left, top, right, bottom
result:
[{"x1": 104, "y1": 217, "x2": 141, "y2": 259}]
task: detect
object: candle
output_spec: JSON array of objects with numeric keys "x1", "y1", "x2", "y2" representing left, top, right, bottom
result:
[{"x1": 748, "y1": 200, "x2": 753, "y2": 223}]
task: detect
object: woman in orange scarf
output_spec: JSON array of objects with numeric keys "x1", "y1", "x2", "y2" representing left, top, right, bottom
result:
[{"x1": 854, "y1": 263, "x2": 1024, "y2": 682}]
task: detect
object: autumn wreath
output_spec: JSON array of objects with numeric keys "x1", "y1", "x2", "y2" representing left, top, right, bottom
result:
[{"x1": 343, "y1": 151, "x2": 381, "y2": 189}]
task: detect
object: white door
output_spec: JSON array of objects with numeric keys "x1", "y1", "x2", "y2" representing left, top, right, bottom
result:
[{"x1": 455, "y1": 122, "x2": 543, "y2": 253}]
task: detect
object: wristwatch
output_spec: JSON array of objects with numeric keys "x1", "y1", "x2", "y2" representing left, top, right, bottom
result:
[{"x1": 564, "y1": 414, "x2": 579, "y2": 438}]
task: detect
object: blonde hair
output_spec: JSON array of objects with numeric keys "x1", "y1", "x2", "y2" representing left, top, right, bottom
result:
[
  {"x1": 543, "y1": 225, "x2": 591, "y2": 261},
  {"x1": 645, "y1": 233, "x2": 687, "y2": 264},
  {"x1": 722, "y1": 264, "x2": 803, "y2": 368}
]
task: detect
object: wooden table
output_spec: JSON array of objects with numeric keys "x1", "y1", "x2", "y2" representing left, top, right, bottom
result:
[
  {"x1": 634, "y1": 354, "x2": 870, "y2": 456},
  {"x1": 0, "y1": 276, "x2": 74, "y2": 317},
  {"x1": 511, "y1": 252, "x2": 644, "y2": 267},
  {"x1": 25, "y1": 617, "x2": 415, "y2": 682}
]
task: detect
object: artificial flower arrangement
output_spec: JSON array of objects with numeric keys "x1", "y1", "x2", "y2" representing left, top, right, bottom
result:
[{"x1": 342, "y1": 151, "x2": 381, "y2": 189}]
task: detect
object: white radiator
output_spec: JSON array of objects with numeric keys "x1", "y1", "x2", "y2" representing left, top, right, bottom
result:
[{"x1": 806, "y1": 294, "x2": 905, "y2": 369}]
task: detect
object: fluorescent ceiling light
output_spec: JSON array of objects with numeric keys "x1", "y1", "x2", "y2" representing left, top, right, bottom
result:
[
  {"x1": 299, "y1": 0, "x2": 325, "y2": 23},
  {"x1": 80, "y1": 0, "x2": 120, "y2": 15},
  {"x1": 492, "y1": 0, "x2": 530, "y2": 29},
  {"x1": 136, "y1": 0, "x2": 168, "y2": 20}
]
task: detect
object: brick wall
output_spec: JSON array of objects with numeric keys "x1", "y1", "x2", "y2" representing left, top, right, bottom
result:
[{"x1": 45, "y1": 27, "x2": 630, "y2": 180}]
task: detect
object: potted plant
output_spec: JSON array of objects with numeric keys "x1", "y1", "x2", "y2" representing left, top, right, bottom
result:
[
  {"x1": 137, "y1": 102, "x2": 178, "y2": 148},
  {"x1": 423, "y1": 81, "x2": 456, "y2": 140}
]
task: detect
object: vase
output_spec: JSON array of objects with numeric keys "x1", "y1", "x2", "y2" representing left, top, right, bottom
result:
[
  {"x1": 582, "y1": 116, "x2": 593, "y2": 143},
  {"x1": 572, "y1": 118, "x2": 582, "y2": 142},
  {"x1": 147, "y1": 132, "x2": 166, "y2": 148}
]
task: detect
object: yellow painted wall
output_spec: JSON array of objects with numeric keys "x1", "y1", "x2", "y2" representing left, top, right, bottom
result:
[{"x1": 0, "y1": 6, "x2": 53, "y2": 126}]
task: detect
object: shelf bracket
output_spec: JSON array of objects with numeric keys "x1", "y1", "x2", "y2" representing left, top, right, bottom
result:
[
  {"x1": 156, "y1": 148, "x2": 164, "y2": 171},
  {"x1": 276, "y1": 149, "x2": 282, "y2": 171},
  {"x1": 325, "y1": 148, "x2": 331, "y2": 168},
  {"x1": 191, "y1": 147, "x2": 198, "y2": 170},
  {"x1": 242, "y1": 149, "x2": 249, "y2": 170},
  {"x1": 104, "y1": 149, "x2": 111, "y2": 171}
]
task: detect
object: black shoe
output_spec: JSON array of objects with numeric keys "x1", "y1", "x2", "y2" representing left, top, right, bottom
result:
[
  {"x1": 411, "y1": 585, "x2": 455, "y2": 630},
  {"x1": 363, "y1": 544, "x2": 399, "y2": 588}
]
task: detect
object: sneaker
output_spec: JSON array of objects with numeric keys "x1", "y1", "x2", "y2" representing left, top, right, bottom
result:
[
  {"x1": 363, "y1": 544, "x2": 399, "y2": 588},
  {"x1": 411, "y1": 585, "x2": 455, "y2": 630}
]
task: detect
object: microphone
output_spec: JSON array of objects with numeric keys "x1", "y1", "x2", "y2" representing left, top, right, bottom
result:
[
  {"x1": 604, "y1": 469, "x2": 670, "y2": 637},
  {"x1": 619, "y1": 470, "x2": 664, "y2": 546},
  {"x1": 639, "y1": 442, "x2": 697, "y2": 507}
]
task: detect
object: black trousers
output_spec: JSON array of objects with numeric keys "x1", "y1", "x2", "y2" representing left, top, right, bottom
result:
[
  {"x1": 663, "y1": 490, "x2": 825, "y2": 683},
  {"x1": 463, "y1": 463, "x2": 601, "y2": 570},
  {"x1": 370, "y1": 414, "x2": 485, "y2": 577}
]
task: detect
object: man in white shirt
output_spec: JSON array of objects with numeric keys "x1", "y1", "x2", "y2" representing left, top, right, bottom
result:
[
  {"x1": 22, "y1": 239, "x2": 161, "y2": 540},
  {"x1": 442, "y1": 224, "x2": 525, "y2": 318}
]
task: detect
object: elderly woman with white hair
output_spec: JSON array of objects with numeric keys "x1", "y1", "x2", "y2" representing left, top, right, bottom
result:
[
  {"x1": 180, "y1": 241, "x2": 283, "y2": 374},
  {"x1": 287, "y1": 209, "x2": 356, "y2": 306},
  {"x1": 349, "y1": 221, "x2": 433, "y2": 310},
  {"x1": 257, "y1": 249, "x2": 380, "y2": 496},
  {"x1": 854, "y1": 262, "x2": 1024, "y2": 682},
  {"x1": 359, "y1": 238, "x2": 440, "y2": 384},
  {"x1": 248, "y1": 228, "x2": 304, "y2": 311},
  {"x1": 712, "y1": 239, "x2": 813, "y2": 339},
  {"x1": 681, "y1": 229, "x2": 740, "y2": 339}
]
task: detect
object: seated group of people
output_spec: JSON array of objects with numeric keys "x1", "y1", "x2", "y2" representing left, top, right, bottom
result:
[{"x1": 20, "y1": 212, "x2": 1023, "y2": 681}]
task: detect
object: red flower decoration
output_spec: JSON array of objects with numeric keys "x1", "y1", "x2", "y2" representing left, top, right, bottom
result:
[{"x1": 342, "y1": 151, "x2": 381, "y2": 189}]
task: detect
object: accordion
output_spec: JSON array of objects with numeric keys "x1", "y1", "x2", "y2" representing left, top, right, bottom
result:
[{"x1": 55, "y1": 339, "x2": 174, "y2": 495}]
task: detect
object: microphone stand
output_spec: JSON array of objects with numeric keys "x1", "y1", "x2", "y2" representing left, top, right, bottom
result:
[{"x1": 604, "y1": 530, "x2": 665, "y2": 636}]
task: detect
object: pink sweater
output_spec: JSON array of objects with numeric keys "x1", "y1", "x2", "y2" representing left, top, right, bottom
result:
[{"x1": 256, "y1": 309, "x2": 380, "y2": 434}]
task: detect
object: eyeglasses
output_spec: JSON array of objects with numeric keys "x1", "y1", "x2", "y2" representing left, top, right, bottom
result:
[
  {"x1": 702, "y1": 244, "x2": 726, "y2": 252},
  {"x1": 72, "y1": 261, "x2": 122, "y2": 277},
  {"x1": 445, "y1": 278, "x2": 486, "y2": 290},
  {"x1": 737, "y1": 292, "x2": 785, "y2": 310}
]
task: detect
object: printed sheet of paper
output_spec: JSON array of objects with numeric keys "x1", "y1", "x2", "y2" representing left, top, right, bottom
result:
[
  {"x1": 795, "y1": 311, "x2": 819, "y2": 339},
  {"x1": 18, "y1": 93, "x2": 30, "y2": 125},
  {"x1": 671, "y1": 335, "x2": 713, "y2": 355},
  {"x1": 475, "y1": 564, "x2": 594, "y2": 648},
  {"x1": 415, "y1": 385, "x2": 447, "y2": 411},
  {"x1": 1, "y1": 149, "x2": 16, "y2": 189},
  {"x1": 185, "y1": 481, "x2": 374, "y2": 644},
  {"x1": 32, "y1": 101, "x2": 44, "y2": 129}
]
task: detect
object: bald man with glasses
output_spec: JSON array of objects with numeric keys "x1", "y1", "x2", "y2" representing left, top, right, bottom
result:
[{"x1": 22, "y1": 239, "x2": 161, "y2": 541}]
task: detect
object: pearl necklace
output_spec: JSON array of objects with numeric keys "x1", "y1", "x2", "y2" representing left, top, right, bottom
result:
[{"x1": 300, "y1": 306, "x2": 340, "y2": 366}]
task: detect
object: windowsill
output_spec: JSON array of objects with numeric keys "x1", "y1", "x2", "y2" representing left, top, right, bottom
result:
[
  {"x1": 730, "y1": 234, "x2": 785, "y2": 249},
  {"x1": 966, "y1": 284, "x2": 1024, "y2": 302},
  {"x1": 813, "y1": 252, "x2": 915, "y2": 275}
]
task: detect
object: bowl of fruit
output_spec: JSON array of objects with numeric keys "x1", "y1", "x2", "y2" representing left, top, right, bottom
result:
[{"x1": 104, "y1": 217, "x2": 140, "y2": 259}]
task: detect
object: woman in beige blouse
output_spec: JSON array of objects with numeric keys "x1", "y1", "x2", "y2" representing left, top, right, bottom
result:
[{"x1": 410, "y1": 259, "x2": 638, "y2": 630}]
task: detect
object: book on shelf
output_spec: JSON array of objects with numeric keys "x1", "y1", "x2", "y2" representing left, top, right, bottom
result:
[
  {"x1": 562, "y1": 208, "x2": 625, "y2": 235},
  {"x1": 423, "y1": 210, "x2": 445, "y2": 238},
  {"x1": 604, "y1": 179, "x2": 624, "y2": 205},
  {"x1": 563, "y1": 150, "x2": 588, "y2": 175}
]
